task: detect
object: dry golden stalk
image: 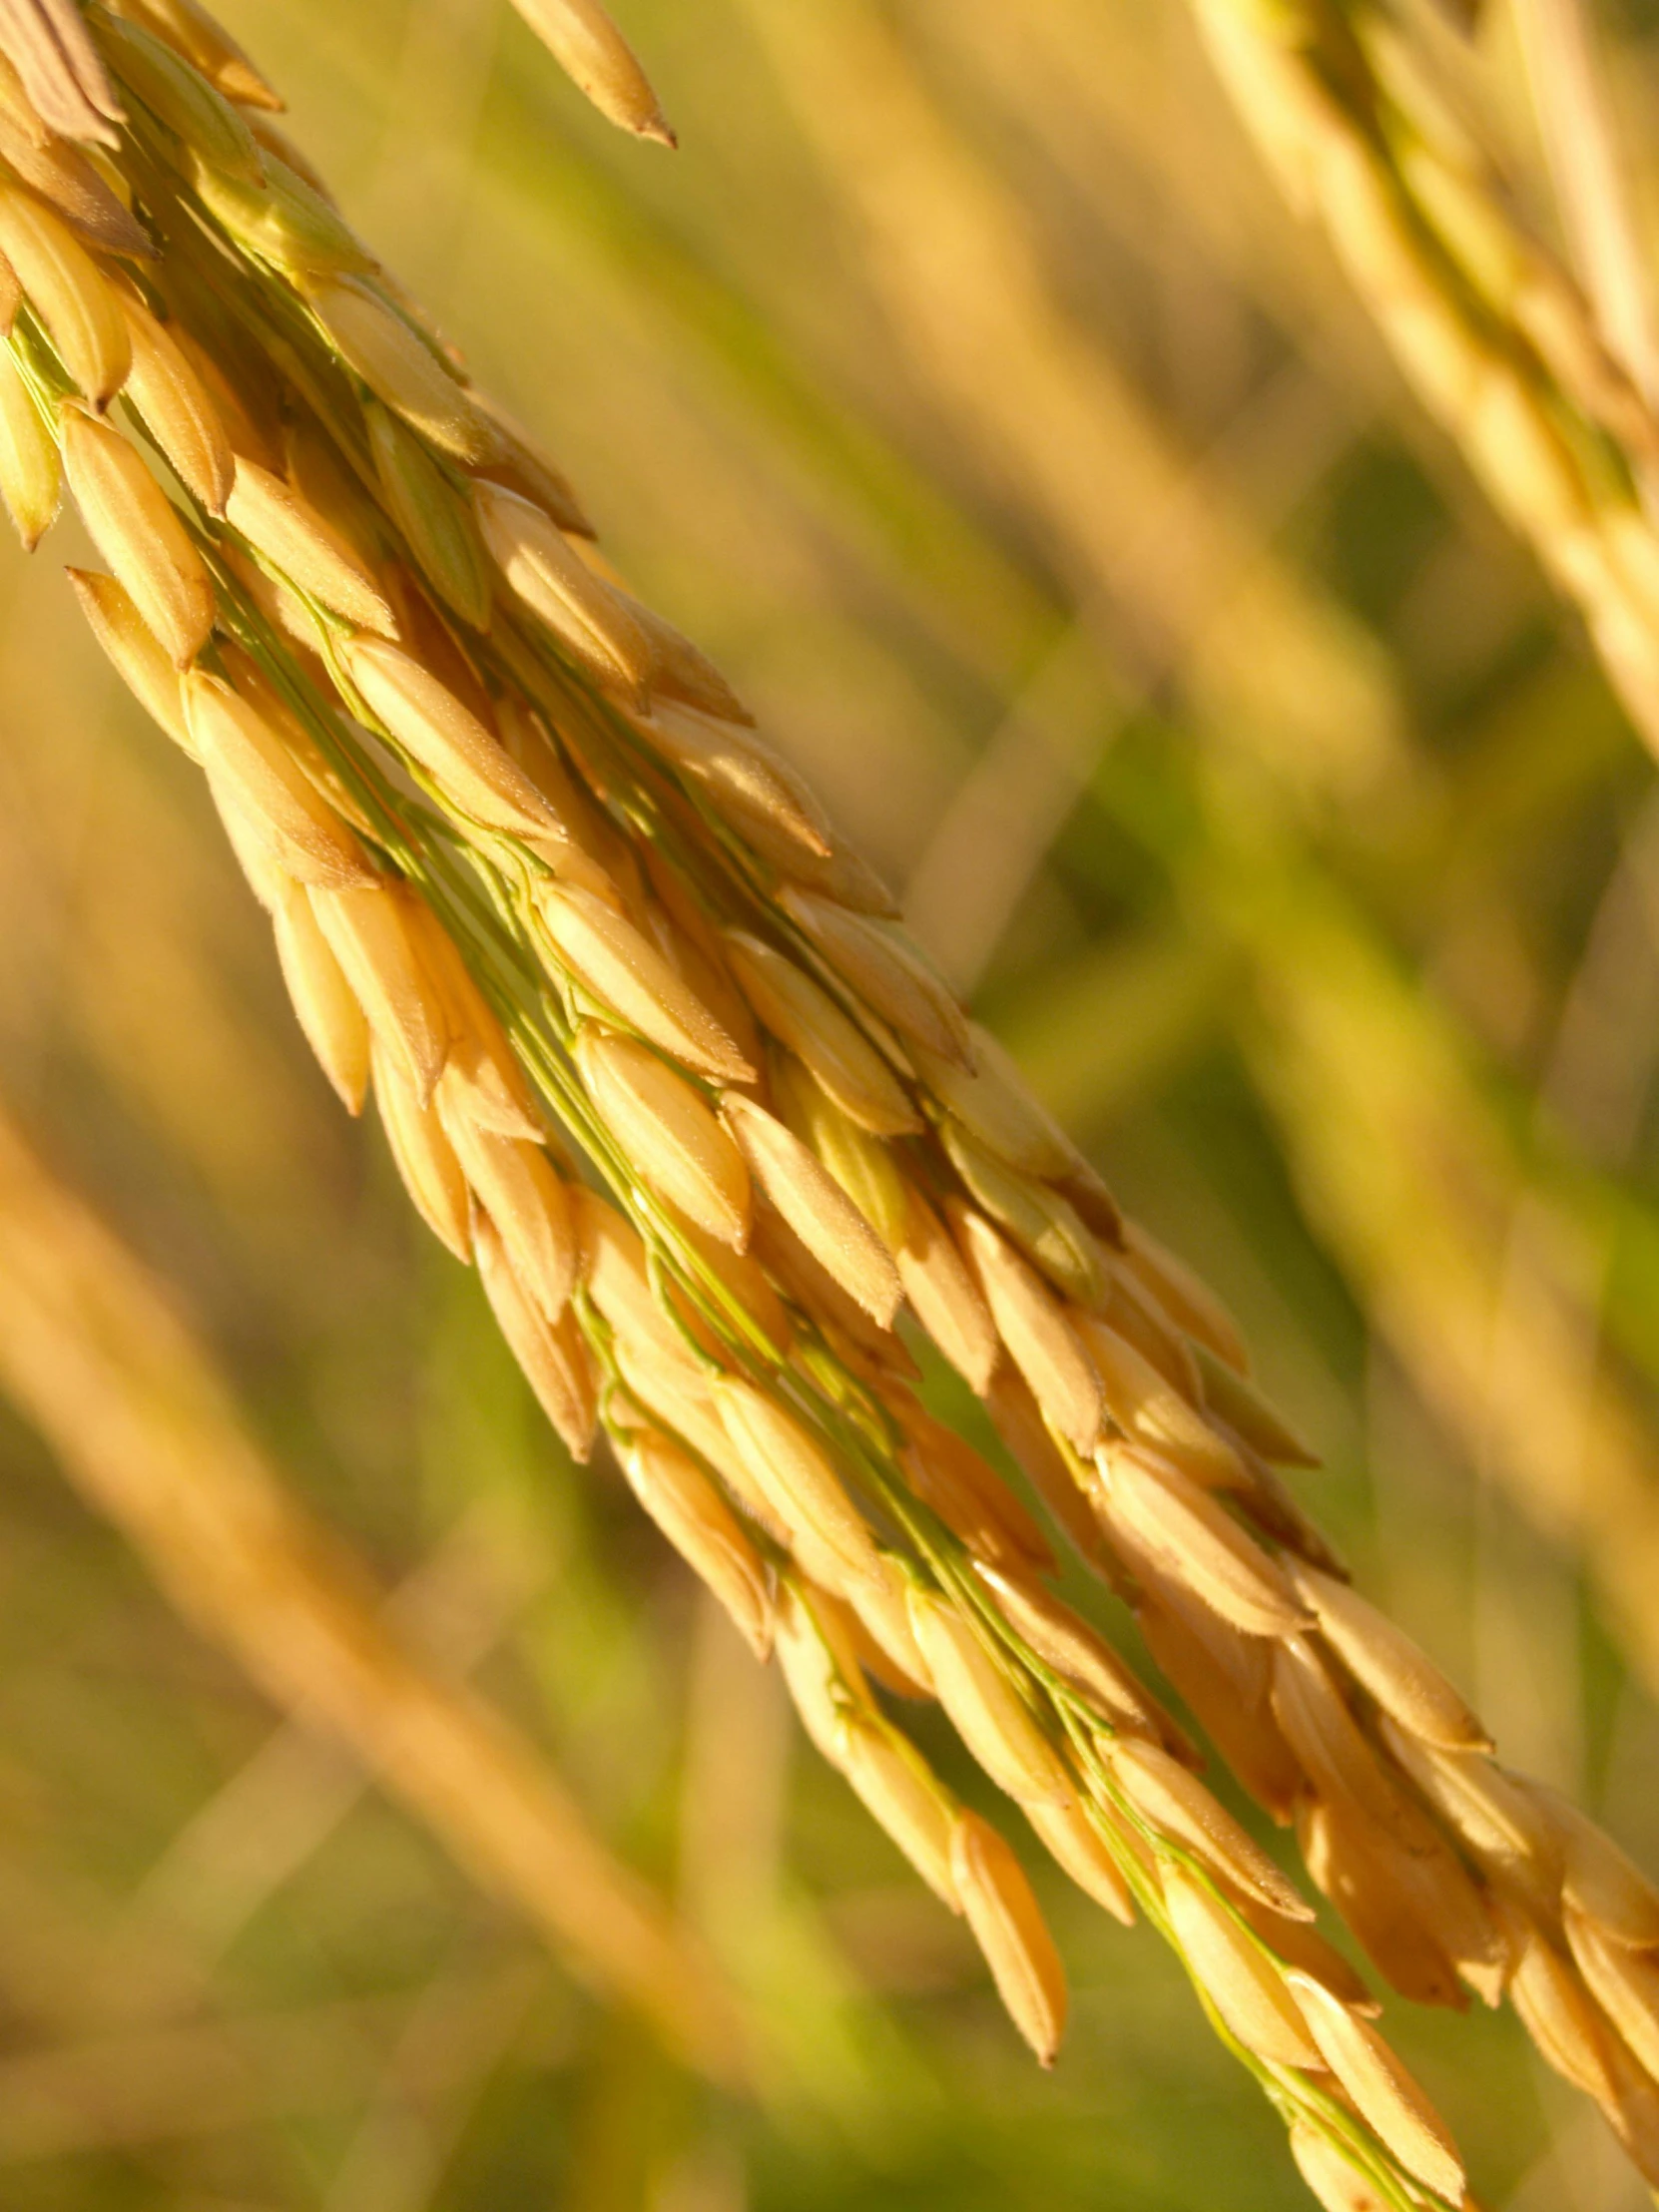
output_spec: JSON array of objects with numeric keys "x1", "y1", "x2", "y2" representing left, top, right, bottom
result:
[
  {"x1": 0, "y1": 3, "x2": 1652, "y2": 2201},
  {"x1": 0, "y1": 1101, "x2": 743, "y2": 2081},
  {"x1": 1191, "y1": 0, "x2": 1659, "y2": 755}
]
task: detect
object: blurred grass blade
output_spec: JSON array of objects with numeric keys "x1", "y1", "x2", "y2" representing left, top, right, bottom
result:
[{"x1": 0, "y1": 1099, "x2": 746, "y2": 2087}]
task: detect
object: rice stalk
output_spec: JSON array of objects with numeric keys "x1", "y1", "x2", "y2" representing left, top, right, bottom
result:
[
  {"x1": 0, "y1": 4, "x2": 1653, "y2": 2201},
  {"x1": 0, "y1": 1096, "x2": 743, "y2": 2082},
  {"x1": 1190, "y1": 0, "x2": 1659, "y2": 760}
]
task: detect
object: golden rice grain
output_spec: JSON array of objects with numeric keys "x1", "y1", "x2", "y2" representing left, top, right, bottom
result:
[
  {"x1": 953, "y1": 1205, "x2": 1101, "y2": 1454},
  {"x1": 0, "y1": 186, "x2": 128, "y2": 403},
  {"x1": 950, "y1": 1810, "x2": 1068, "y2": 2064},
  {"x1": 1096, "y1": 1446, "x2": 1309, "y2": 1638},
  {"x1": 62, "y1": 403, "x2": 215, "y2": 665},
  {"x1": 1284, "y1": 1970, "x2": 1466, "y2": 2202},
  {"x1": 575, "y1": 1027, "x2": 751, "y2": 1248},
  {"x1": 371, "y1": 1038, "x2": 471, "y2": 1260},
  {"x1": 712, "y1": 1378, "x2": 882, "y2": 1591},
  {"x1": 474, "y1": 1210, "x2": 597, "y2": 1459},
  {"x1": 620, "y1": 1429, "x2": 774, "y2": 1659},
  {"x1": 839, "y1": 1713, "x2": 960, "y2": 1907},
  {"x1": 723, "y1": 929, "x2": 917, "y2": 1136},
  {"x1": 118, "y1": 292, "x2": 235, "y2": 514},
  {"x1": 307, "y1": 277, "x2": 498, "y2": 462},
  {"x1": 475, "y1": 477, "x2": 653, "y2": 698},
  {"x1": 0, "y1": 340, "x2": 57, "y2": 547},
  {"x1": 184, "y1": 668, "x2": 376, "y2": 888},
  {"x1": 905, "y1": 1586, "x2": 1073, "y2": 1806},
  {"x1": 308, "y1": 880, "x2": 449, "y2": 1102},
  {"x1": 267, "y1": 873, "x2": 370, "y2": 1114},
  {"x1": 1023, "y1": 1797, "x2": 1136, "y2": 1927},
  {"x1": 1288, "y1": 1561, "x2": 1490, "y2": 1755},
  {"x1": 1160, "y1": 1865, "x2": 1322, "y2": 2069},
  {"x1": 894, "y1": 1185, "x2": 1000, "y2": 1393},
  {"x1": 539, "y1": 881, "x2": 753, "y2": 1084},
  {"x1": 721, "y1": 1093, "x2": 902, "y2": 1324},
  {"x1": 228, "y1": 456, "x2": 395, "y2": 633},
  {"x1": 507, "y1": 0, "x2": 677, "y2": 146}
]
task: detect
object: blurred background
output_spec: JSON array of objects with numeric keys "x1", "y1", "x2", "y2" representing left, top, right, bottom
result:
[{"x1": 0, "y1": 0, "x2": 1656, "y2": 2204}]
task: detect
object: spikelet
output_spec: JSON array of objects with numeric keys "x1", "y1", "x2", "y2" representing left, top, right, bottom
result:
[
  {"x1": 474, "y1": 478, "x2": 653, "y2": 699},
  {"x1": 93, "y1": 7, "x2": 263, "y2": 181},
  {"x1": 226, "y1": 456, "x2": 394, "y2": 633},
  {"x1": 841, "y1": 1555, "x2": 933, "y2": 1694},
  {"x1": 0, "y1": 341, "x2": 57, "y2": 546},
  {"x1": 904, "y1": 1586, "x2": 1072, "y2": 1806},
  {"x1": 1501, "y1": 1908, "x2": 1620, "y2": 2102},
  {"x1": 366, "y1": 398, "x2": 490, "y2": 629},
  {"x1": 1133, "y1": 1590, "x2": 1303, "y2": 1823},
  {"x1": 1098, "y1": 1262, "x2": 1202, "y2": 1397},
  {"x1": 620, "y1": 1429, "x2": 773, "y2": 1658},
  {"x1": 437, "y1": 1101, "x2": 574, "y2": 1323},
  {"x1": 1095, "y1": 1446, "x2": 1310, "y2": 1638},
  {"x1": 779, "y1": 885, "x2": 972, "y2": 1067},
  {"x1": 1271, "y1": 1637, "x2": 1423, "y2": 1848},
  {"x1": 575, "y1": 1190, "x2": 713, "y2": 1374},
  {"x1": 952, "y1": 1205, "x2": 1101, "y2": 1453},
  {"x1": 538, "y1": 882, "x2": 753, "y2": 1083},
  {"x1": 1106, "y1": 1738, "x2": 1309, "y2": 1919},
  {"x1": 838, "y1": 1713, "x2": 959, "y2": 1907},
  {"x1": 116, "y1": 0, "x2": 280, "y2": 109},
  {"x1": 184, "y1": 668, "x2": 376, "y2": 888},
  {"x1": 1076, "y1": 1313, "x2": 1245, "y2": 1487},
  {"x1": 95, "y1": 7, "x2": 260, "y2": 170},
  {"x1": 1565, "y1": 1910, "x2": 1659, "y2": 2082},
  {"x1": 0, "y1": 114, "x2": 148, "y2": 259},
  {"x1": 1160, "y1": 1866, "x2": 1322, "y2": 2068},
  {"x1": 1194, "y1": 1344, "x2": 1319, "y2": 1467},
  {"x1": 1543, "y1": 1787, "x2": 1659, "y2": 1948},
  {"x1": 772, "y1": 1050, "x2": 908, "y2": 1252},
  {"x1": 642, "y1": 703, "x2": 834, "y2": 858},
  {"x1": 474, "y1": 1210, "x2": 597, "y2": 1459},
  {"x1": 913, "y1": 1025, "x2": 1077, "y2": 1178},
  {"x1": 975, "y1": 1561, "x2": 1176, "y2": 1744},
  {"x1": 1023, "y1": 1797, "x2": 1135, "y2": 1926},
  {"x1": 118, "y1": 293, "x2": 234, "y2": 514},
  {"x1": 1123, "y1": 1219, "x2": 1249, "y2": 1375},
  {"x1": 268, "y1": 874, "x2": 369, "y2": 1112},
  {"x1": 507, "y1": 0, "x2": 676, "y2": 146},
  {"x1": 574, "y1": 1027, "x2": 750, "y2": 1249},
  {"x1": 1284, "y1": 1972, "x2": 1466, "y2": 2202},
  {"x1": 711, "y1": 1378, "x2": 882, "y2": 1590},
  {"x1": 1377, "y1": 1721, "x2": 1562, "y2": 1917},
  {"x1": 894, "y1": 1186, "x2": 1000, "y2": 1392},
  {"x1": 308, "y1": 880, "x2": 448, "y2": 1101},
  {"x1": 0, "y1": 187, "x2": 128, "y2": 404},
  {"x1": 669, "y1": 1212, "x2": 792, "y2": 1358},
  {"x1": 61, "y1": 404, "x2": 215, "y2": 665},
  {"x1": 1288, "y1": 2124, "x2": 1392, "y2": 2212},
  {"x1": 899, "y1": 1404, "x2": 1054, "y2": 1575},
  {"x1": 1287, "y1": 1562, "x2": 1490, "y2": 1754},
  {"x1": 1300, "y1": 1795, "x2": 1497, "y2": 2012},
  {"x1": 721, "y1": 1093, "x2": 902, "y2": 1325},
  {"x1": 723, "y1": 929, "x2": 917, "y2": 1135},
  {"x1": 337, "y1": 632, "x2": 581, "y2": 845},
  {"x1": 66, "y1": 565, "x2": 193, "y2": 750},
  {"x1": 949, "y1": 1811, "x2": 1067, "y2": 2065},
  {"x1": 940, "y1": 1121, "x2": 1104, "y2": 1307},
  {"x1": 306, "y1": 278, "x2": 497, "y2": 462},
  {"x1": 371, "y1": 1039, "x2": 470, "y2": 1259},
  {"x1": 749, "y1": 1193, "x2": 909, "y2": 1368}
]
